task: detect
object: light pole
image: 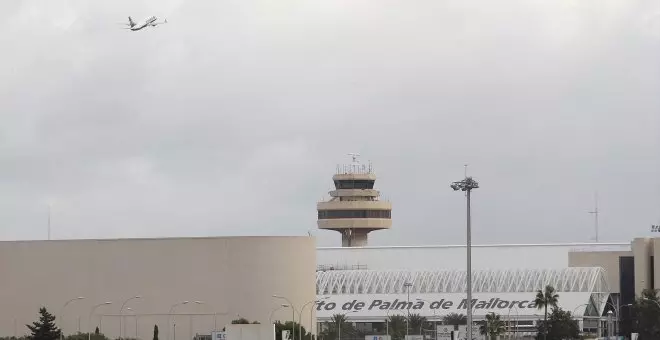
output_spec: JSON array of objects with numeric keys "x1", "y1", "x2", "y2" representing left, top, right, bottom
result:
[
  {"x1": 120, "y1": 296, "x2": 141, "y2": 340},
  {"x1": 416, "y1": 299, "x2": 437, "y2": 340},
  {"x1": 607, "y1": 311, "x2": 613, "y2": 339},
  {"x1": 168, "y1": 301, "x2": 190, "y2": 340},
  {"x1": 506, "y1": 304, "x2": 519, "y2": 340},
  {"x1": 124, "y1": 308, "x2": 138, "y2": 339},
  {"x1": 270, "y1": 304, "x2": 290, "y2": 324},
  {"x1": 404, "y1": 282, "x2": 412, "y2": 337},
  {"x1": 385, "y1": 309, "x2": 394, "y2": 337},
  {"x1": 273, "y1": 295, "x2": 296, "y2": 340},
  {"x1": 88, "y1": 302, "x2": 112, "y2": 340},
  {"x1": 300, "y1": 297, "x2": 329, "y2": 340},
  {"x1": 194, "y1": 301, "x2": 217, "y2": 331},
  {"x1": 61, "y1": 296, "x2": 85, "y2": 340},
  {"x1": 451, "y1": 175, "x2": 479, "y2": 340}
]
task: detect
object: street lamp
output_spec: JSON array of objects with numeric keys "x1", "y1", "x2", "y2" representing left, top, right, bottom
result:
[
  {"x1": 124, "y1": 308, "x2": 138, "y2": 339},
  {"x1": 270, "y1": 304, "x2": 290, "y2": 324},
  {"x1": 404, "y1": 282, "x2": 412, "y2": 336},
  {"x1": 451, "y1": 175, "x2": 479, "y2": 340},
  {"x1": 300, "y1": 297, "x2": 329, "y2": 340},
  {"x1": 88, "y1": 302, "x2": 112, "y2": 340},
  {"x1": 61, "y1": 296, "x2": 85, "y2": 340},
  {"x1": 168, "y1": 301, "x2": 190, "y2": 340},
  {"x1": 416, "y1": 299, "x2": 437, "y2": 340},
  {"x1": 119, "y1": 296, "x2": 141, "y2": 340},
  {"x1": 273, "y1": 295, "x2": 296, "y2": 340},
  {"x1": 194, "y1": 301, "x2": 217, "y2": 331},
  {"x1": 506, "y1": 304, "x2": 519, "y2": 340},
  {"x1": 385, "y1": 309, "x2": 394, "y2": 337}
]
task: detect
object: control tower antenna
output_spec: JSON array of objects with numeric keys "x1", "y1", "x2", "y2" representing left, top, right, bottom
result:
[
  {"x1": 317, "y1": 154, "x2": 391, "y2": 247},
  {"x1": 588, "y1": 191, "x2": 599, "y2": 242}
]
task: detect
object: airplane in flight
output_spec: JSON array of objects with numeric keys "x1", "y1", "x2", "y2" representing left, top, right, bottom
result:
[{"x1": 122, "y1": 16, "x2": 167, "y2": 31}]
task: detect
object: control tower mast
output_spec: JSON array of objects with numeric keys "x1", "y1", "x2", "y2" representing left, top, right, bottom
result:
[{"x1": 317, "y1": 154, "x2": 392, "y2": 247}]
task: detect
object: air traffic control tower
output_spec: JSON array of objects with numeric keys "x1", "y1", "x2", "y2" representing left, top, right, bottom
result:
[{"x1": 317, "y1": 154, "x2": 392, "y2": 247}]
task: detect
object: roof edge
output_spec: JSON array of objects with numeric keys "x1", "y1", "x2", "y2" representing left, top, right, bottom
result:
[{"x1": 317, "y1": 242, "x2": 629, "y2": 250}]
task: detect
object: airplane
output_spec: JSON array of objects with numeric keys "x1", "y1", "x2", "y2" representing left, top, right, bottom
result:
[{"x1": 122, "y1": 16, "x2": 167, "y2": 31}]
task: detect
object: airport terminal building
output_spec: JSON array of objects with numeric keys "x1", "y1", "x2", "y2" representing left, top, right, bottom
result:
[{"x1": 315, "y1": 239, "x2": 660, "y2": 338}]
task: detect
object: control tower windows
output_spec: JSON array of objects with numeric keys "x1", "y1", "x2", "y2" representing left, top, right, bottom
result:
[
  {"x1": 334, "y1": 180, "x2": 375, "y2": 189},
  {"x1": 318, "y1": 210, "x2": 391, "y2": 219}
]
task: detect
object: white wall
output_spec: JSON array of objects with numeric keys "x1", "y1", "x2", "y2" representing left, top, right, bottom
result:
[{"x1": 0, "y1": 237, "x2": 316, "y2": 339}]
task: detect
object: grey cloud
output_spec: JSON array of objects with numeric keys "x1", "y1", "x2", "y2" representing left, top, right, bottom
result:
[{"x1": 0, "y1": 0, "x2": 659, "y2": 246}]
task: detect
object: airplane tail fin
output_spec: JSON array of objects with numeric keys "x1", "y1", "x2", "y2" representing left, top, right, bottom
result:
[{"x1": 128, "y1": 16, "x2": 136, "y2": 27}]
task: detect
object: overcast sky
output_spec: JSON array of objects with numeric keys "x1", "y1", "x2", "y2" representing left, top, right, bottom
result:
[{"x1": 1, "y1": 0, "x2": 659, "y2": 247}]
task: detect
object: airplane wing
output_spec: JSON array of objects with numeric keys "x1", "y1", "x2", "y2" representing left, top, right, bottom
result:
[{"x1": 152, "y1": 19, "x2": 168, "y2": 26}]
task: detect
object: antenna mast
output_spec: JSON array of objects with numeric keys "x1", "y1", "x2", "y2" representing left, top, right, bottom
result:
[
  {"x1": 588, "y1": 192, "x2": 599, "y2": 242},
  {"x1": 47, "y1": 204, "x2": 51, "y2": 240}
]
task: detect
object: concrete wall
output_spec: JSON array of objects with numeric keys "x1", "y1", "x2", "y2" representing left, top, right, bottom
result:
[
  {"x1": 568, "y1": 251, "x2": 632, "y2": 293},
  {"x1": 0, "y1": 237, "x2": 316, "y2": 339},
  {"x1": 632, "y1": 238, "x2": 654, "y2": 296},
  {"x1": 225, "y1": 324, "x2": 274, "y2": 340}
]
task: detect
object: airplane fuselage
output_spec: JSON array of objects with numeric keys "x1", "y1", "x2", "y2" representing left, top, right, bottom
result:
[{"x1": 131, "y1": 16, "x2": 158, "y2": 31}]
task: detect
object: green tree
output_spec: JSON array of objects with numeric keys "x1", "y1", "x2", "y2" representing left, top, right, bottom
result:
[
  {"x1": 274, "y1": 321, "x2": 310, "y2": 340},
  {"x1": 441, "y1": 313, "x2": 466, "y2": 330},
  {"x1": 535, "y1": 307, "x2": 579, "y2": 340},
  {"x1": 633, "y1": 288, "x2": 660, "y2": 339},
  {"x1": 407, "y1": 314, "x2": 431, "y2": 335},
  {"x1": 27, "y1": 307, "x2": 61, "y2": 340},
  {"x1": 478, "y1": 313, "x2": 505, "y2": 340},
  {"x1": 152, "y1": 325, "x2": 158, "y2": 340},
  {"x1": 231, "y1": 318, "x2": 251, "y2": 324},
  {"x1": 64, "y1": 334, "x2": 109, "y2": 340},
  {"x1": 535, "y1": 285, "x2": 559, "y2": 340},
  {"x1": 386, "y1": 315, "x2": 406, "y2": 340},
  {"x1": 319, "y1": 314, "x2": 358, "y2": 340}
]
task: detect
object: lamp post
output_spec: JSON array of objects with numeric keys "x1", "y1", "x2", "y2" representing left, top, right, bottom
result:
[
  {"x1": 124, "y1": 308, "x2": 138, "y2": 339},
  {"x1": 607, "y1": 311, "x2": 613, "y2": 339},
  {"x1": 273, "y1": 295, "x2": 296, "y2": 340},
  {"x1": 416, "y1": 299, "x2": 437, "y2": 340},
  {"x1": 120, "y1": 296, "x2": 141, "y2": 340},
  {"x1": 404, "y1": 282, "x2": 412, "y2": 337},
  {"x1": 270, "y1": 304, "x2": 290, "y2": 324},
  {"x1": 194, "y1": 301, "x2": 217, "y2": 331},
  {"x1": 300, "y1": 297, "x2": 329, "y2": 340},
  {"x1": 385, "y1": 309, "x2": 393, "y2": 337},
  {"x1": 61, "y1": 296, "x2": 85, "y2": 340},
  {"x1": 451, "y1": 175, "x2": 479, "y2": 340},
  {"x1": 168, "y1": 301, "x2": 190, "y2": 340},
  {"x1": 506, "y1": 304, "x2": 519, "y2": 340},
  {"x1": 88, "y1": 302, "x2": 112, "y2": 340}
]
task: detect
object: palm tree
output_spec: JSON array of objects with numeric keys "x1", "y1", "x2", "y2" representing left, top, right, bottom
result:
[
  {"x1": 387, "y1": 315, "x2": 407, "y2": 340},
  {"x1": 442, "y1": 313, "x2": 467, "y2": 329},
  {"x1": 407, "y1": 314, "x2": 431, "y2": 335},
  {"x1": 479, "y1": 312, "x2": 506, "y2": 340},
  {"x1": 319, "y1": 314, "x2": 354, "y2": 340},
  {"x1": 535, "y1": 285, "x2": 559, "y2": 340}
]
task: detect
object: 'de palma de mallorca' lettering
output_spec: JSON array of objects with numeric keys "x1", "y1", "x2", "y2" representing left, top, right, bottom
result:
[{"x1": 316, "y1": 298, "x2": 538, "y2": 312}]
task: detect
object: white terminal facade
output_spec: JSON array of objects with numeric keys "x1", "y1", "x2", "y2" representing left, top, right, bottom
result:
[{"x1": 315, "y1": 155, "x2": 635, "y2": 338}]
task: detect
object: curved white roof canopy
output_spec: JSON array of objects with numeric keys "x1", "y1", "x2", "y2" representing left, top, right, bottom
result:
[{"x1": 317, "y1": 267, "x2": 609, "y2": 295}]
